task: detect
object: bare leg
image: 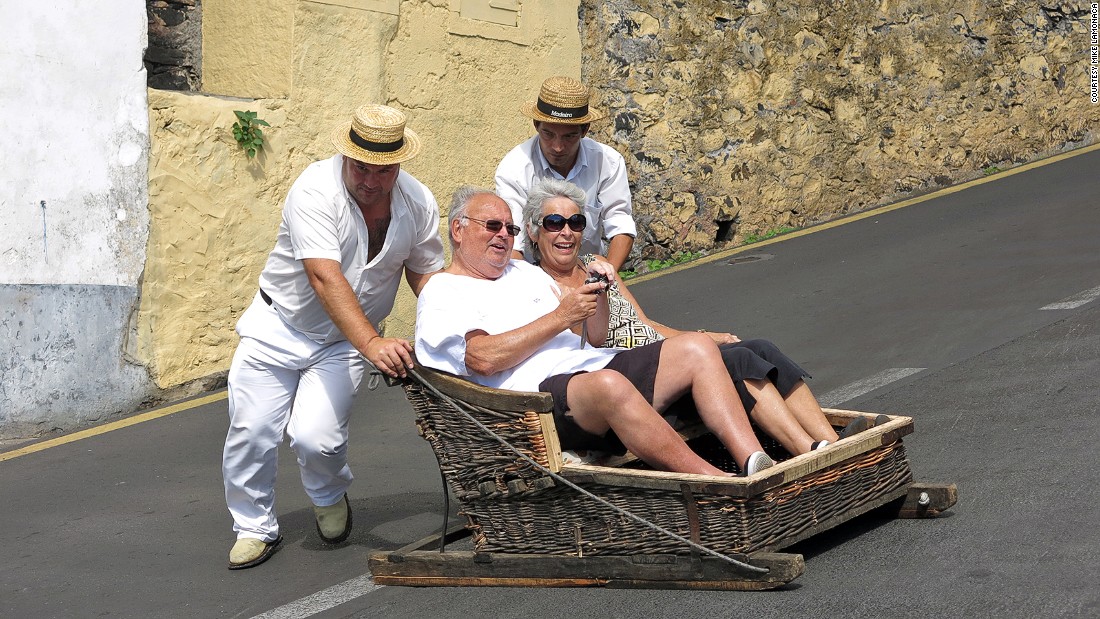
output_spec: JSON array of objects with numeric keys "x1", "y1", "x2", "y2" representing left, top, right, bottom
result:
[
  {"x1": 743, "y1": 378, "x2": 817, "y2": 455},
  {"x1": 783, "y1": 380, "x2": 839, "y2": 442},
  {"x1": 652, "y1": 333, "x2": 765, "y2": 469},
  {"x1": 566, "y1": 370, "x2": 725, "y2": 475}
]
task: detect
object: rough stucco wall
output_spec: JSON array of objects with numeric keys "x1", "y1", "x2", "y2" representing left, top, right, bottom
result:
[
  {"x1": 0, "y1": 1, "x2": 152, "y2": 436},
  {"x1": 579, "y1": 0, "x2": 1099, "y2": 262},
  {"x1": 141, "y1": 0, "x2": 582, "y2": 388},
  {"x1": 142, "y1": 92, "x2": 290, "y2": 385}
]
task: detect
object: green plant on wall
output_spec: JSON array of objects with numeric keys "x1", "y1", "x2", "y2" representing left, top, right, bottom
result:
[{"x1": 231, "y1": 110, "x2": 270, "y2": 158}]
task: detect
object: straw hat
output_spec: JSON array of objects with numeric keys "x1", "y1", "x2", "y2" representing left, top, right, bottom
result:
[
  {"x1": 520, "y1": 76, "x2": 606, "y2": 125},
  {"x1": 331, "y1": 104, "x2": 421, "y2": 165}
]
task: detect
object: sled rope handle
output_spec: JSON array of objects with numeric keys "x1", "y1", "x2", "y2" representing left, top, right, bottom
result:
[{"x1": 405, "y1": 366, "x2": 769, "y2": 575}]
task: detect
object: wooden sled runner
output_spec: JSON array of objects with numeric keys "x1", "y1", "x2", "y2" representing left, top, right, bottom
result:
[{"x1": 370, "y1": 366, "x2": 957, "y2": 590}]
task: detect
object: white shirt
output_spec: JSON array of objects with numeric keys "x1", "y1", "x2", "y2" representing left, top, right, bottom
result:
[
  {"x1": 494, "y1": 136, "x2": 636, "y2": 260},
  {"x1": 415, "y1": 261, "x2": 621, "y2": 392},
  {"x1": 253, "y1": 155, "x2": 445, "y2": 344}
]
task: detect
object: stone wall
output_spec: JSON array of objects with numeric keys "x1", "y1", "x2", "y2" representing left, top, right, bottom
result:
[
  {"x1": 146, "y1": 0, "x2": 202, "y2": 90},
  {"x1": 580, "y1": 0, "x2": 1099, "y2": 262}
]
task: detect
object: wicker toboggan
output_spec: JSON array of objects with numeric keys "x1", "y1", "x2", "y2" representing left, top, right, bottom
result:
[{"x1": 402, "y1": 365, "x2": 916, "y2": 558}]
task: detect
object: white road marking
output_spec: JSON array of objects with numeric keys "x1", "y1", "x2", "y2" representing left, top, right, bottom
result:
[
  {"x1": 818, "y1": 368, "x2": 926, "y2": 407},
  {"x1": 1040, "y1": 285, "x2": 1100, "y2": 311},
  {"x1": 250, "y1": 574, "x2": 381, "y2": 619}
]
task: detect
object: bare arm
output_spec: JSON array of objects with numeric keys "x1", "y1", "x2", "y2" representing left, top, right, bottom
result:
[
  {"x1": 404, "y1": 268, "x2": 437, "y2": 297},
  {"x1": 303, "y1": 258, "x2": 414, "y2": 378},
  {"x1": 465, "y1": 280, "x2": 607, "y2": 376},
  {"x1": 604, "y1": 234, "x2": 634, "y2": 273},
  {"x1": 581, "y1": 260, "x2": 613, "y2": 347}
]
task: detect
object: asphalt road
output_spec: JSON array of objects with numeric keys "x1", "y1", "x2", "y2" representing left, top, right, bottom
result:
[{"x1": 2, "y1": 145, "x2": 1098, "y2": 619}]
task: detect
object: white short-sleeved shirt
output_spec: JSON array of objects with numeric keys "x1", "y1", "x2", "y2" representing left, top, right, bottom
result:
[
  {"x1": 415, "y1": 261, "x2": 621, "y2": 392},
  {"x1": 494, "y1": 136, "x2": 637, "y2": 260},
  {"x1": 252, "y1": 155, "x2": 445, "y2": 344}
]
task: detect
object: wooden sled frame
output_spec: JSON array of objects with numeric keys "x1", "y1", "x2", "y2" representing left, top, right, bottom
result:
[{"x1": 370, "y1": 366, "x2": 957, "y2": 590}]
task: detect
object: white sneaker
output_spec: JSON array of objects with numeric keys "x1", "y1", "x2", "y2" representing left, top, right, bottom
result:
[
  {"x1": 744, "y1": 451, "x2": 775, "y2": 476},
  {"x1": 812, "y1": 440, "x2": 830, "y2": 451}
]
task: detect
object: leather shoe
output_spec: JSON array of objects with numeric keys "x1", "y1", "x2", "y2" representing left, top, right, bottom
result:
[
  {"x1": 314, "y1": 493, "x2": 352, "y2": 544},
  {"x1": 228, "y1": 536, "x2": 282, "y2": 570}
]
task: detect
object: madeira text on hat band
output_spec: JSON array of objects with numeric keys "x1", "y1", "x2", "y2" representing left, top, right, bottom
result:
[
  {"x1": 349, "y1": 130, "x2": 405, "y2": 153},
  {"x1": 537, "y1": 99, "x2": 589, "y2": 120}
]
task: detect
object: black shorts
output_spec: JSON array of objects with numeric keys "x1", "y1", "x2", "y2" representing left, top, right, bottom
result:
[{"x1": 538, "y1": 341, "x2": 665, "y2": 454}]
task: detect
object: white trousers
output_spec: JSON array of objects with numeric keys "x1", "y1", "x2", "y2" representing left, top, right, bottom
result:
[{"x1": 223, "y1": 297, "x2": 366, "y2": 541}]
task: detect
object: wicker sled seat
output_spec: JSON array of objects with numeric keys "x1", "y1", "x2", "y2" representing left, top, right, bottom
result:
[{"x1": 402, "y1": 365, "x2": 918, "y2": 558}]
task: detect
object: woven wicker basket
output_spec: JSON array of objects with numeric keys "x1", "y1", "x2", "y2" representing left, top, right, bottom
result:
[{"x1": 404, "y1": 367, "x2": 915, "y2": 557}]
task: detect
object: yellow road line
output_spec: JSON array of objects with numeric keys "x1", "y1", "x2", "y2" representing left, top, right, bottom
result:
[
  {"x1": 0, "y1": 391, "x2": 227, "y2": 463},
  {"x1": 2, "y1": 143, "x2": 1098, "y2": 462},
  {"x1": 628, "y1": 142, "x2": 1100, "y2": 284}
]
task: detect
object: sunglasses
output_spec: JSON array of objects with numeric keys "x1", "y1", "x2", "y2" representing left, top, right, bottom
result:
[
  {"x1": 539, "y1": 213, "x2": 587, "y2": 233},
  {"x1": 463, "y1": 216, "x2": 520, "y2": 237}
]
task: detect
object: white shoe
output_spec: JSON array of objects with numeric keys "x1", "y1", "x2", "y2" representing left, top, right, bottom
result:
[
  {"x1": 744, "y1": 451, "x2": 775, "y2": 476},
  {"x1": 812, "y1": 440, "x2": 830, "y2": 451}
]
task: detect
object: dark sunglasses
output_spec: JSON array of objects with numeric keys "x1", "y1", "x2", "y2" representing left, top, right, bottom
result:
[
  {"x1": 464, "y1": 216, "x2": 520, "y2": 237},
  {"x1": 539, "y1": 213, "x2": 587, "y2": 233}
]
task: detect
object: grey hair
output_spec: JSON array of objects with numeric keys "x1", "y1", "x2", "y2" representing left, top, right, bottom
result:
[
  {"x1": 521, "y1": 178, "x2": 587, "y2": 263},
  {"x1": 447, "y1": 185, "x2": 498, "y2": 249}
]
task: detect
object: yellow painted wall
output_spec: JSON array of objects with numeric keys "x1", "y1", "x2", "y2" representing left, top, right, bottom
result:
[
  {"x1": 202, "y1": 0, "x2": 294, "y2": 99},
  {"x1": 140, "y1": 0, "x2": 582, "y2": 388}
]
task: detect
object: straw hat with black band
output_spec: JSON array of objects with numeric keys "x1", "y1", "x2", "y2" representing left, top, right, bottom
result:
[
  {"x1": 331, "y1": 104, "x2": 421, "y2": 165},
  {"x1": 520, "y1": 76, "x2": 606, "y2": 125}
]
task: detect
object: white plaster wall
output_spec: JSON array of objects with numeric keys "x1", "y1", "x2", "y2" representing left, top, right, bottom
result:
[
  {"x1": 0, "y1": 0, "x2": 152, "y2": 437},
  {"x1": 0, "y1": 0, "x2": 149, "y2": 286}
]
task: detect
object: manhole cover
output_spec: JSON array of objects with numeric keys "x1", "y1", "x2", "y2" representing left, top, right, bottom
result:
[{"x1": 727, "y1": 253, "x2": 774, "y2": 266}]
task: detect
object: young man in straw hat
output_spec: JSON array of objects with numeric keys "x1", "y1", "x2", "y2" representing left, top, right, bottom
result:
[
  {"x1": 494, "y1": 75, "x2": 637, "y2": 272},
  {"x1": 222, "y1": 104, "x2": 444, "y2": 569}
]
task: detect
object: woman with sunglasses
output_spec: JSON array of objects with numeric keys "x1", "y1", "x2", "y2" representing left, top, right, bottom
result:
[{"x1": 521, "y1": 178, "x2": 875, "y2": 459}]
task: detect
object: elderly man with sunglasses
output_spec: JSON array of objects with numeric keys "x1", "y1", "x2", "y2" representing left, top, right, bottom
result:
[{"x1": 414, "y1": 187, "x2": 775, "y2": 478}]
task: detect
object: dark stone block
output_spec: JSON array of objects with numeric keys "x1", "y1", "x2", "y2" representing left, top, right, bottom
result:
[
  {"x1": 145, "y1": 44, "x2": 186, "y2": 65},
  {"x1": 150, "y1": 5, "x2": 187, "y2": 28},
  {"x1": 145, "y1": 0, "x2": 201, "y2": 91},
  {"x1": 615, "y1": 111, "x2": 639, "y2": 134},
  {"x1": 148, "y1": 67, "x2": 192, "y2": 91}
]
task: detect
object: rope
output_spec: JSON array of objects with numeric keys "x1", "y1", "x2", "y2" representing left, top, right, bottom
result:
[
  {"x1": 404, "y1": 366, "x2": 769, "y2": 575},
  {"x1": 365, "y1": 369, "x2": 383, "y2": 391}
]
